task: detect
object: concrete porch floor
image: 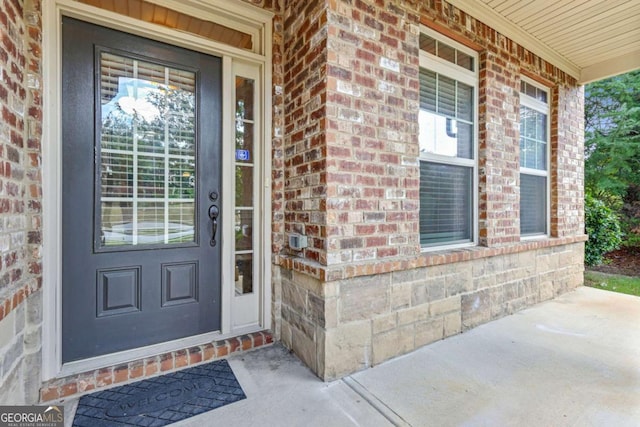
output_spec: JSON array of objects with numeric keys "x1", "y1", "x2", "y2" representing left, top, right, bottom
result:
[{"x1": 64, "y1": 286, "x2": 640, "y2": 426}]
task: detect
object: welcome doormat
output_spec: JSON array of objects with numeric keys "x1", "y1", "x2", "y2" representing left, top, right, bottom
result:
[{"x1": 72, "y1": 359, "x2": 245, "y2": 426}]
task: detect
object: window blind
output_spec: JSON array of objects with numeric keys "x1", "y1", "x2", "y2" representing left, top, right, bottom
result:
[
  {"x1": 520, "y1": 174, "x2": 546, "y2": 235},
  {"x1": 419, "y1": 161, "x2": 473, "y2": 246}
]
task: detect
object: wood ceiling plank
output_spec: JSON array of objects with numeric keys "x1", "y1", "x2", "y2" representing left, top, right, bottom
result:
[
  {"x1": 165, "y1": 10, "x2": 179, "y2": 29},
  {"x1": 140, "y1": 2, "x2": 154, "y2": 23},
  {"x1": 152, "y1": 4, "x2": 168, "y2": 25},
  {"x1": 76, "y1": 0, "x2": 256, "y2": 52},
  {"x1": 127, "y1": 0, "x2": 143, "y2": 20},
  {"x1": 113, "y1": 0, "x2": 127, "y2": 15}
]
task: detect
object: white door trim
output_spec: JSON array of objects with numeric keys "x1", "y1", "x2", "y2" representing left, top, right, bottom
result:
[{"x1": 42, "y1": 0, "x2": 273, "y2": 381}]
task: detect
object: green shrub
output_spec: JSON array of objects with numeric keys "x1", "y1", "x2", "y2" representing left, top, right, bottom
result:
[{"x1": 585, "y1": 194, "x2": 623, "y2": 266}]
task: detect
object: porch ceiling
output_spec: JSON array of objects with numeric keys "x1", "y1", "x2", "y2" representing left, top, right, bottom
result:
[{"x1": 448, "y1": 0, "x2": 640, "y2": 84}]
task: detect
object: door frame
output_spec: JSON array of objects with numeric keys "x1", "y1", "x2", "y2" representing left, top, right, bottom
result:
[{"x1": 42, "y1": 0, "x2": 273, "y2": 380}]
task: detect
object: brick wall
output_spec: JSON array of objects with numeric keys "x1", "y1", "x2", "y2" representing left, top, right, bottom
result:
[
  {"x1": 478, "y1": 51, "x2": 521, "y2": 246},
  {"x1": 279, "y1": 0, "x2": 584, "y2": 280},
  {"x1": 0, "y1": 0, "x2": 43, "y2": 404},
  {"x1": 278, "y1": 0, "x2": 586, "y2": 379},
  {"x1": 282, "y1": 0, "x2": 328, "y2": 265},
  {"x1": 551, "y1": 84, "x2": 585, "y2": 237},
  {"x1": 323, "y1": 0, "x2": 420, "y2": 264}
]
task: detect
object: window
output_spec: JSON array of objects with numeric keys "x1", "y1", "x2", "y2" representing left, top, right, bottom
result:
[
  {"x1": 418, "y1": 28, "x2": 477, "y2": 248},
  {"x1": 519, "y1": 78, "x2": 549, "y2": 236}
]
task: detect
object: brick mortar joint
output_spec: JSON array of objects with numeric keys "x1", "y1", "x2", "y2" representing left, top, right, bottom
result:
[{"x1": 278, "y1": 235, "x2": 588, "y2": 281}]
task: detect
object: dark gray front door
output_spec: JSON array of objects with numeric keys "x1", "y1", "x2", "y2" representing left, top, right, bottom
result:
[{"x1": 62, "y1": 18, "x2": 222, "y2": 363}]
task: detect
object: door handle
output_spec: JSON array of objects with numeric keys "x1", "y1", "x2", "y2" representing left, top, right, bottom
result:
[{"x1": 208, "y1": 205, "x2": 219, "y2": 247}]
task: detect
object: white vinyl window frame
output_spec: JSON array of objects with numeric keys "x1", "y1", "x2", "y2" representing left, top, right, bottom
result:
[
  {"x1": 519, "y1": 76, "x2": 550, "y2": 238},
  {"x1": 418, "y1": 26, "x2": 479, "y2": 251},
  {"x1": 41, "y1": 0, "x2": 273, "y2": 380}
]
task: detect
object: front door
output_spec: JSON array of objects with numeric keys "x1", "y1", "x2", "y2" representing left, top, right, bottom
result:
[{"x1": 62, "y1": 18, "x2": 222, "y2": 363}]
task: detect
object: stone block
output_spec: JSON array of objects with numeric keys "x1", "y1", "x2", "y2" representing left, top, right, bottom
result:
[
  {"x1": 323, "y1": 321, "x2": 372, "y2": 379},
  {"x1": 372, "y1": 324, "x2": 414, "y2": 365},
  {"x1": 490, "y1": 286, "x2": 506, "y2": 319},
  {"x1": 280, "y1": 318, "x2": 292, "y2": 349},
  {"x1": 397, "y1": 303, "x2": 430, "y2": 325},
  {"x1": 292, "y1": 327, "x2": 317, "y2": 373},
  {"x1": 372, "y1": 313, "x2": 397, "y2": 334},
  {"x1": 426, "y1": 278, "x2": 445, "y2": 301},
  {"x1": 390, "y1": 282, "x2": 412, "y2": 310},
  {"x1": 392, "y1": 268, "x2": 425, "y2": 284},
  {"x1": 474, "y1": 273, "x2": 496, "y2": 289},
  {"x1": 282, "y1": 280, "x2": 307, "y2": 315},
  {"x1": 507, "y1": 297, "x2": 527, "y2": 314},
  {"x1": 411, "y1": 281, "x2": 428, "y2": 306},
  {"x1": 291, "y1": 270, "x2": 325, "y2": 296},
  {"x1": 503, "y1": 280, "x2": 521, "y2": 301},
  {"x1": 13, "y1": 304, "x2": 25, "y2": 336},
  {"x1": 445, "y1": 268, "x2": 474, "y2": 296},
  {"x1": 26, "y1": 291, "x2": 42, "y2": 326},
  {"x1": 23, "y1": 351, "x2": 42, "y2": 404},
  {"x1": 430, "y1": 295, "x2": 461, "y2": 317},
  {"x1": 339, "y1": 274, "x2": 390, "y2": 323},
  {"x1": 415, "y1": 318, "x2": 444, "y2": 348},
  {"x1": 0, "y1": 310, "x2": 16, "y2": 347},
  {"x1": 282, "y1": 306, "x2": 315, "y2": 339},
  {"x1": 461, "y1": 290, "x2": 491, "y2": 330},
  {"x1": 2, "y1": 336, "x2": 23, "y2": 375},
  {"x1": 0, "y1": 364, "x2": 24, "y2": 404},
  {"x1": 472, "y1": 258, "x2": 487, "y2": 278},
  {"x1": 23, "y1": 326, "x2": 40, "y2": 353},
  {"x1": 444, "y1": 312, "x2": 462, "y2": 337},
  {"x1": 503, "y1": 253, "x2": 520, "y2": 270}
]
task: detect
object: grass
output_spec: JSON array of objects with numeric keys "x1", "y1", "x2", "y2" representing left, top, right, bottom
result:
[{"x1": 584, "y1": 270, "x2": 640, "y2": 297}]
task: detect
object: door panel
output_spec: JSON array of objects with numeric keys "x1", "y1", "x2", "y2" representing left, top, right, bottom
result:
[{"x1": 62, "y1": 18, "x2": 222, "y2": 363}]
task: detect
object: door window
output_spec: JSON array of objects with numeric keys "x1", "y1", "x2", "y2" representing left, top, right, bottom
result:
[{"x1": 99, "y1": 52, "x2": 197, "y2": 247}]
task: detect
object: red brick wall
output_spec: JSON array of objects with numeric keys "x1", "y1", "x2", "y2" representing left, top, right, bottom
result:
[
  {"x1": 324, "y1": 0, "x2": 421, "y2": 264},
  {"x1": 478, "y1": 51, "x2": 521, "y2": 246},
  {"x1": 551, "y1": 84, "x2": 585, "y2": 237},
  {"x1": 278, "y1": 0, "x2": 585, "y2": 280},
  {"x1": 0, "y1": 0, "x2": 43, "y2": 404},
  {"x1": 282, "y1": 0, "x2": 423, "y2": 268},
  {"x1": 282, "y1": 0, "x2": 329, "y2": 265}
]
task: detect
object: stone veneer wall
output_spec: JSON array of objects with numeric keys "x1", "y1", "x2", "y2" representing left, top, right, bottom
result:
[
  {"x1": 281, "y1": 241, "x2": 585, "y2": 380},
  {"x1": 278, "y1": 0, "x2": 585, "y2": 380}
]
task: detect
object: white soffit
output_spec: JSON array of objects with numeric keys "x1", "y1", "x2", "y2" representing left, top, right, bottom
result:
[{"x1": 448, "y1": 0, "x2": 640, "y2": 84}]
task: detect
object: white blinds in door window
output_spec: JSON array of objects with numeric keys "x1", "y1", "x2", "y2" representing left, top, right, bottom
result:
[{"x1": 99, "y1": 52, "x2": 197, "y2": 247}]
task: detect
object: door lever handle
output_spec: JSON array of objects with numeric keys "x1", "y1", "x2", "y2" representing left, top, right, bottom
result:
[{"x1": 208, "y1": 205, "x2": 219, "y2": 247}]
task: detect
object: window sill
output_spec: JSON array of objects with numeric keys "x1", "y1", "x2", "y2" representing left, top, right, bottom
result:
[{"x1": 419, "y1": 235, "x2": 587, "y2": 268}]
